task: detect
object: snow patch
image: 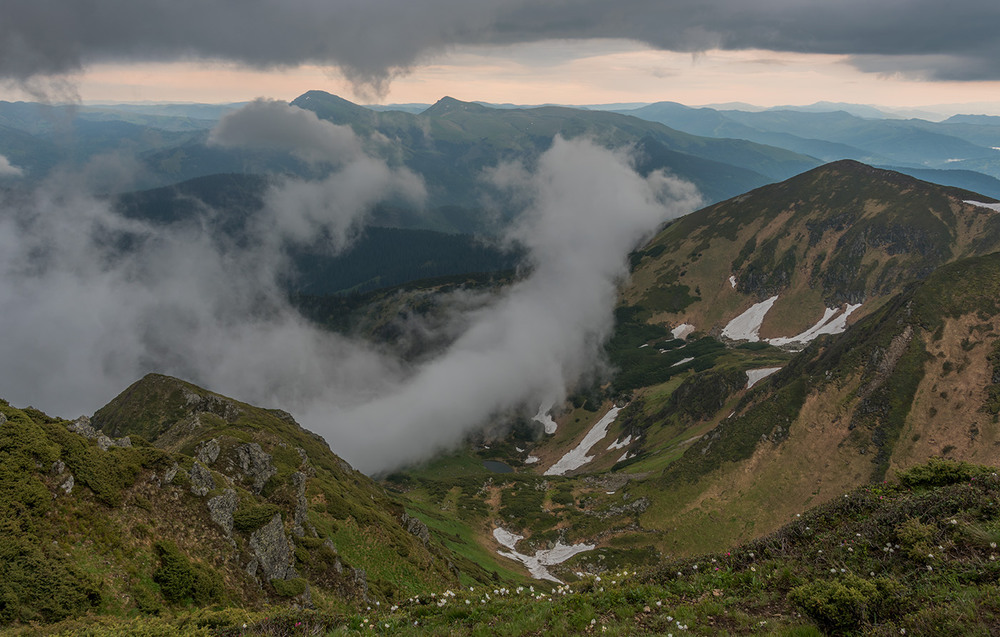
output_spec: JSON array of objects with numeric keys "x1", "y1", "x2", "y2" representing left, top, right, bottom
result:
[
  {"x1": 965, "y1": 200, "x2": 1000, "y2": 213},
  {"x1": 728, "y1": 275, "x2": 737, "y2": 289},
  {"x1": 544, "y1": 406, "x2": 622, "y2": 476},
  {"x1": 524, "y1": 455, "x2": 540, "y2": 464},
  {"x1": 746, "y1": 367, "x2": 783, "y2": 389},
  {"x1": 607, "y1": 435, "x2": 632, "y2": 451},
  {"x1": 638, "y1": 343, "x2": 650, "y2": 348},
  {"x1": 671, "y1": 323, "x2": 695, "y2": 340},
  {"x1": 492, "y1": 527, "x2": 596, "y2": 583},
  {"x1": 617, "y1": 450, "x2": 635, "y2": 463},
  {"x1": 533, "y1": 404, "x2": 558, "y2": 435},
  {"x1": 721, "y1": 295, "x2": 779, "y2": 342},
  {"x1": 766, "y1": 303, "x2": 861, "y2": 347},
  {"x1": 671, "y1": 356, "x2": 694, "y2": 367}
]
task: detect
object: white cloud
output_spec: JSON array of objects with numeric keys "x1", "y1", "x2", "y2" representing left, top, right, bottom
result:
[{"x1": 0, "y1": 154, "x2": 23, "y2": 177}]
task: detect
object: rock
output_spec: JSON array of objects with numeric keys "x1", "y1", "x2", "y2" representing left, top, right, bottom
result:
[
  {"x1": 290, "y1": 472, "x2": 310, "y2": 538},
  {"x1": 249, "y1": 514, "x2": 296, "y2": 581},
  {"x1": 51, "y1": 460, "x2": 65, "y2": 475},
  {"x1": 400, "y1": 513, "x2": 430, "y2": 546},
  {"x1": 353, "y1": 568, "x2": 370, "y2": 603},
  {"x1": 208, "y1": 489, "x2": 239, "y2": 535},
  {"x1": 67, "y1": 415, "x2": 98, "y2": 438},
  {"x1": 0, "y1": 412, "x2": 6, "y2": 426},
  {"x1": 60, "y1": 474, "x2": 74, "y2": 494},
  {"x1": 189, "y1": 461, "x2": 216, "y2": 497},
  {"x1": 196, "y1": 438, "x2": 221, "y2": 465},
  {"x1": 68, "y1": 415, "x2": 131, "y2": 450},
  {"x1": 162, "y1": 462, "x2": 180, "y2": 485},
  {"x1": 95, "y1": 434, "x2": 116, "y2": 451},
  {"x1": 232, "y1": 443, "x2": 276, "y2": 494}
]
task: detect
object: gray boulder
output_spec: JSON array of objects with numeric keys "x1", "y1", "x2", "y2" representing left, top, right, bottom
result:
[
  {"x1": 207, "y1": 489, "x2": 239, "y2": 535},
  {"x1": 248, "y1": 514, "x2": 297, "y2": 581},
  {"x1": 189, "y1": 461, "x2": 216, "y2": 496}
]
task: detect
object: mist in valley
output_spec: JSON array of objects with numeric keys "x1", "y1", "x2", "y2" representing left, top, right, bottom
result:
[{"x1": 0, "y1": 100, "x2": 700, "y2": 473}]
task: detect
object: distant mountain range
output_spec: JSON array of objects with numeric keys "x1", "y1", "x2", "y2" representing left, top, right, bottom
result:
[{"x1": 614, "y1": 101, "x2": 1000, "y2": 198}]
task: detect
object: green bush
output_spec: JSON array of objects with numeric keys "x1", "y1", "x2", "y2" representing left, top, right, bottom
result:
[
  {"x1": 897, "y1": 458, "x2": 992, "y2": 488},
  {"x1": 271, "y1": 578, "x2": 307, "y2": 597},
  {"x1": 153, "y1": 541, "x2": 222, "y2": 605},
  {"x1": 232, "y1": 503, "x2": 282, "y2": 532},
  {"x1": 790, "y1": 574, "x2": 901, "y2": 631}
]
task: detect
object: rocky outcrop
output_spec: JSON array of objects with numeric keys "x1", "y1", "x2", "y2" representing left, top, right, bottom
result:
[
  {"x1": 0, "y1": 412, "x2": 6, "y2": 426},
  {"x1": 208, "y1": 489, "x2": 239, "y2": 535},
  {"x1": 247, "y1": 514, "x2": 297, "y2": 581},
  {"x1": 195, "y1": 438, "x2": 221, "y2": 465},
  {"x1": 400, "y1": 512, "x2": 430, "y2": 546},
  {"x1": 229, "y1": 443, "x2": 276, "y2": 494},
  {"x1": 290, "y1": 472, "x2": 312, "y2": 538},
  {"x1": 189, "y1": 461, "x2": 216, "y2": 496},
  {"x1": 68, "y1": 415, "x2": 131, "y2": 451}
]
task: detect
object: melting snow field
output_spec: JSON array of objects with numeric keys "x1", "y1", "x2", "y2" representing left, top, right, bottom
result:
[
  {"x1": 671, "y1": 356, "x2": 694, "y2": 367},
  {"x1": 721, "y1": 295, "x2": 779, "y2": 341},
  {"x1": 746, "y1": 367, "x2": 783, "y2": 389},
  {"x1": 544, "y1": 406, "x2": 622, "y2": 476},
  {"x1": 767, "y1": 303, "x2": 862, "y2": 347},
  {"x1": 671, "y1": 323, "x2": 695, "y2": 339},
  {"x1": 533, "y1": 404, "x2": 558, "y2": 435},
  {"x1": 524, "y1": 455, "x2": 540, "y2": 464},
  {"x1": 965, "y1": 200, "x2": 1000, "y2": 213},
  {"x1": 607, "y1": 435, "x2": 632, "y2": 451},
  {"x1": 722, "y1": 294, "x2": 862, "y2": 348},
  {"x1": 492, "y1": 527, "x2": 596, "y2": 583}
]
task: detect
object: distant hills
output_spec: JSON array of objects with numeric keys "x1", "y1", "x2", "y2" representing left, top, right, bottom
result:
[{"x1": 615, "y1": 101, "x2": 1000, "y2": 198}]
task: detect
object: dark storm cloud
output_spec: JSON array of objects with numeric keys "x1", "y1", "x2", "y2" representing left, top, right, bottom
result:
[{"x1": 2, "y1": 0, "x2": 999, "y2": 91}]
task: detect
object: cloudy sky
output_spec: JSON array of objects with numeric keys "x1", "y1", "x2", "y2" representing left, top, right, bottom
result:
[{"x1": 3, "y1": 0, "x2": 1000, "y2": 110}]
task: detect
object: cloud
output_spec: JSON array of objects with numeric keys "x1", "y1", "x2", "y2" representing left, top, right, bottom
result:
[
  {"x1": 1, "y1": 0, "x2": 999, "y2": 94},
  {"x1": 209, "y1": 99, "x2": 363, "y2": 165},
  {"x1": 0, "y1": 154, "x2": 24, "y2": 177},
  {"x1": 0, "y1": 115, "x2": 697, "y2": 473},
  {"x1": 322, "y1": 137, "x2": 701, "y2": 471},
  {"x1": 212, "y1": 99, "x2": 426, "y2": 251}
]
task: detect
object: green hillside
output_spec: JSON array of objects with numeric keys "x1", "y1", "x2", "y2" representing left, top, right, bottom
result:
[
  {"x1": 0, "y1": 374, "x2": 504, "y2": 628},
  {"x1": 377, "y1": 160, "x2": 1000, "y2": 592}
]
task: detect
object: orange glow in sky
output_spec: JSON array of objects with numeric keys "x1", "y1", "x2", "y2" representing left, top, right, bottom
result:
[{"x1": 8, "y1": 40, "x2": 1000, "y2": 115}]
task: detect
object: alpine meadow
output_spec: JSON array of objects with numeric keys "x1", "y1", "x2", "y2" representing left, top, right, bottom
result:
[{"x1": 5, "y1": 2, "x2": 1000, "y2": 635}]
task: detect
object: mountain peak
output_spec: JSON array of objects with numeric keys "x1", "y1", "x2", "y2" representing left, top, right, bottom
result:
[
  {"x1": 290, "y1": 90, "x2": 372, "y2": 122},
  {"x1": 421, "y1": 96, "x2": 492, "y2": 117}
]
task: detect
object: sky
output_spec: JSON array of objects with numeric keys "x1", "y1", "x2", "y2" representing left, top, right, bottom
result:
[
  {"x1": 3, "y1": 1, "x2": 1000, "y2": 471},
  {"x1": 3, "y1": 1, "x2": 1000, "y2": 112}
]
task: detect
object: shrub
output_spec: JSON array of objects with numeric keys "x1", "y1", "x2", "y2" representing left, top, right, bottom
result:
[
  {"x1": 232, "y1": 503, "x2": 282, "y2": 533},
  {"x1": 271, "y1": 578, "x2": 307, "y2": 597},
  {"x1": 790, "y1": 574, "x2": 901, "y2": 631},
  {"x1": 897, "y1": 458, "x2": 991, "y2": 488},
  {"x1": 153, "y1": 541, "x2": 222, "y2": 605}
]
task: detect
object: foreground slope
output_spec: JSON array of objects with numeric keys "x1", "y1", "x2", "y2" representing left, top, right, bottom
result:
[
  {"x1": 0, "y1": 374, "x2": 494, "y2": 627},
  {"x1": 22, "y1": 459, "x2": 1000, "y2": 635}
]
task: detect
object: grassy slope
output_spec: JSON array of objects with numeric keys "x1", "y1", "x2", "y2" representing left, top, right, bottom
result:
[
  {"x1": 18, "y1": 459, "x2": 1000, "y2": 636},
  {"x1": 384, "y1": 163, "x2": 1000, "y2": 579},
  {"x1": 0, "y1": 374, "x2": 505, "y2": 629},
  {"x1": 626, "y1": 160, "x2": 1000, "y2": 340}
]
